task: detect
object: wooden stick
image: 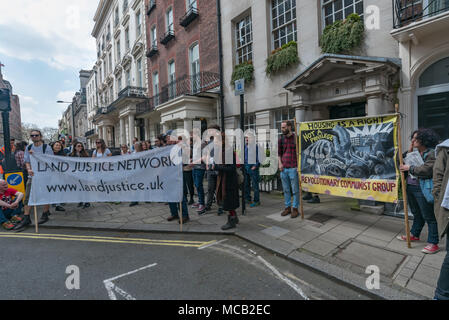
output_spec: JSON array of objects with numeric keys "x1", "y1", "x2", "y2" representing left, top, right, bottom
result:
[
  {"x1": 294, "y1": 118, "x2": 304, "y2": 220},
  {"x1": 395, "y1": 104, "x2": 411, "y2": 249},
  {"x1": 34, "y1": 206, "x2": 38, "y2": 234}
]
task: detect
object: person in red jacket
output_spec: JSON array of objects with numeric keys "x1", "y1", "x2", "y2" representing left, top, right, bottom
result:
[{"x1": 0, "y1": 179, "x2": 23, "y2": 230}]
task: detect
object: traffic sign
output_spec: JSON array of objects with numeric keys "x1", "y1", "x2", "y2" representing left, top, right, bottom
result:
[{"x1": 234, "y1": 79, "x2": 245, "y2": 96}]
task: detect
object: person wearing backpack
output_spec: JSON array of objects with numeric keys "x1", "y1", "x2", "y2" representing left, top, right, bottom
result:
[
  {"x1": 13, "y1": 130, "x2": 54, "y2": 231},
  {"x1": 398, "y1": 128, "x2": 440, "y2": 254}
]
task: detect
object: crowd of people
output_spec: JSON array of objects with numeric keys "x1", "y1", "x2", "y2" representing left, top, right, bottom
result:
[{"x1": 0, "y1": 122, "x2": 448, "y2": 299}]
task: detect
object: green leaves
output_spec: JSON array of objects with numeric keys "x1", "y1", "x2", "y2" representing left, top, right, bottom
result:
[
  {"x1": 231, "y1": 61, "x2": 255, "y2": 86},
  {"x1": 265, "y1": 41, "x2": 299, "y2": 76},
  {"x1": 320, "y1": 13, "x2": 364, "y2": 54}
]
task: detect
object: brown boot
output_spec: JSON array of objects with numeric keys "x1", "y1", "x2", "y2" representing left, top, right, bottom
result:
[
  {"x1": 291, "y1": 207, "x2": 299, "y2": 218},
  {"x1": 281, "y1": 207, "x2": 291, "y2": 216}
]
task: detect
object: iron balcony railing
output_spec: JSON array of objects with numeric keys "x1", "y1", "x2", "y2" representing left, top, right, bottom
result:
[
  {"x1": 393, "y1": 0, "x2": 449, "y2": 28},
  {"x1": 85, "y1": 129, "x2": 95, "y2": 137},
  {"x1": 180, "y1": 6, "x2": 199, "y2": 27},
  {"x1": 136, "y1": 71, "x2": 220, "y2": 115},
  {"x1": 147, "y1": 0, "x2": 156, "y2": 15},
  {"x1": 160, "y1": 29, "x2": 175, "y2": 45},
  {"x1": 146, "y1": 42, "x2": 158, "y2": 58},
  {"x1": 118, "y1": 86, "x2": 147, "y2": 98}
]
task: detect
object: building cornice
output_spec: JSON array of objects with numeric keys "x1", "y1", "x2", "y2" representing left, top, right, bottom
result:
[{"x1": 92, "y1": 0, "x2": 114, "y2": 38}]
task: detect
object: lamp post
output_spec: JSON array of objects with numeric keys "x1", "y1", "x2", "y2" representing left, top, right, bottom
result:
[
  {"x1": 57, "y1": 100, "x2": 76, "y2": 142},
  {"x1": 0, "y1": 87, "x2": 13, "y2": 172}
]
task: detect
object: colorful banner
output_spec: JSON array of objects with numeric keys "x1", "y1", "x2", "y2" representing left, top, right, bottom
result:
[
  {"x1": 28, "y1": 146, "x2": 183, "y2": 205},
  {"x1": 299, "y1": 115, "x2": 399, "y2": 203}
]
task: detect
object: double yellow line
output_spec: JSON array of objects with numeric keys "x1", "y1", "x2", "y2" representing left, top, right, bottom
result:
[{"x1": 0, "y1": 232, "x2": 216, "y2": 248}]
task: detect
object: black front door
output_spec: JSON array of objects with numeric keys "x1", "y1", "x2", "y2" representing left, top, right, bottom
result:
[
  {"x1": 329, "y1": 102, "x2": 366, "y2": 120},
  {"x1": 418, "y1": 92, "x2": 449, "y2": 140}
]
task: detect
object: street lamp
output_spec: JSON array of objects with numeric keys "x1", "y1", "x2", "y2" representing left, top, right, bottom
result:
[{"x1": 57, "y1": 100, "x2": 76, "y2": 142}]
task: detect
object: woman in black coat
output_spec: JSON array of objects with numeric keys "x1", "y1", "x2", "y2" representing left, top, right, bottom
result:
[{"x1": 213, "y1": 135, "x2": 240, "y2": 230}]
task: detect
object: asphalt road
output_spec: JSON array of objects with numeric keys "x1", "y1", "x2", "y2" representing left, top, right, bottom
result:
[{"x1": 0, "y1": 228, "x2": 374, "y2": 300}]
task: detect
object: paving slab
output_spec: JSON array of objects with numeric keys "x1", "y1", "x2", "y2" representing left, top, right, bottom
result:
[
  {"x1": 261, "y1": 226, "x2": 290, "y2": 238},
  {"x1": 301, "y1": 239, "x2": 338, "y2": 257},
  {"x1": 412, "y1": 264, "x2": 441, "y2": 288},
  {"x1": 334, "y1": 241, "x2": 406, "y2": 277},
  {"x1": 285, "y1": 227, "x2": 321, "y2": 243},
  {"x1": 406, "y1": 279, "x2": 436, "y2": 299}
]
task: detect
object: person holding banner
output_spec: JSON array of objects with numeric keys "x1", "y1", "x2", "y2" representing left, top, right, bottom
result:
[
  {"x1": 433, "y1": 138, "x2": 449, "y2": 300},
  {"x1": 398, "y1": 129, "x2": 440, "y2": 254},
  {"x1": 13, "y1": 129, "x2": 54, "y2": 231},
  {"x1": 0, "y1": 179, "x2": 24, "y2": 230},
  {"x1": 278, "y1": 120, "x2": 300, "y2": 219},
  {"x1": 69, "y1": 142, "x2": 91, "y2": 209},
  {"x1": 166, "y1": 134, "x2": 190, "y2": 224},
  {"x1": 52, "y1": 141, "x2": 67, "y2": 212}
]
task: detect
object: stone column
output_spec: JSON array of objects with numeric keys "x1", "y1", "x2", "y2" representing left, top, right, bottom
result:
[
  {"x1": 120, "y1": 117, "x2": 125, "y2": 145},
  {"x1": 128, "y1": 113, "x2": 135, "y2": 146},
  {"x1": 102, "y1": 126, "x2": 107, "y2": 142},
  {"x1": 145, "y1": 118, "x2": 150, "y2": 140},
  {"x1": 184, "y1": 119, "x2": 192, "y2": 133},
  {"x1": 366, "y1": 94, "x2": 387, "y2": 116}
]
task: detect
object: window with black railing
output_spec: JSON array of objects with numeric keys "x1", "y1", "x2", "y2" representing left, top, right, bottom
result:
[
  {"x1": 136, "y1": 72, "x2": 220, "y2": 115},
  {"x1": 393, "y1": 0, "x2": 449, "y2": 28}
]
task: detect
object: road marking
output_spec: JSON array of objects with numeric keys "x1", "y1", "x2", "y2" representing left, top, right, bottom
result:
[
  {"x1": 104, "y1": 263, "x2": 157, "y2": 300},
  {"x1": 197, "y1": 239, "x2": 228, "y2": 250},
  {"x1": 0, "y1": 233, "x2": 211, "y2": 248},
  {"x1": 104, "y1": 263, "x2": 158, "y2": 282},
  {"x1": 257, "y1": 256, "x2": 309, "y2": 300}
]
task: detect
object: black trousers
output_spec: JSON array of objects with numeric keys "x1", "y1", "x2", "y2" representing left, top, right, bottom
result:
[{"x1": 183, "y1": 171, "x2": 194, "y2": 199}]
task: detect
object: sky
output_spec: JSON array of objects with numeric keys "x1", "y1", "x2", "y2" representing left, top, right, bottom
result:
[{"x1": 0, "y1": 0, "x2": 99, "y2": 129}]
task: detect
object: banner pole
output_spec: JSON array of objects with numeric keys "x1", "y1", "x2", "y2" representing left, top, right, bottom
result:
[
  {"x1": 34, "y1": 206, "x2": 38, "y2": 234},
  {"x1": 395, "y1": 105, "x2": 411, "y2": 249},
  {"x1": 180, "y1": 202, "x2": 183, "y2": 232},
  {"x1": 294, "y1": 118, "x2": 304, "y2": 220}
]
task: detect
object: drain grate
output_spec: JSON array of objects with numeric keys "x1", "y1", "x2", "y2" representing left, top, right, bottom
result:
[{"x1": 307, "y1": 212, "x2": 334, "y2": 224}]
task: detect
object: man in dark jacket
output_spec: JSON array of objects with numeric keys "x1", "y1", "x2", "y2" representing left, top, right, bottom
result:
[{"x1": 433, "y1": 139, "x2": 449, "y2": 300}]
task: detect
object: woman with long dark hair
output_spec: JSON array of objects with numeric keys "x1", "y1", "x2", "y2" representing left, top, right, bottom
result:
[
  {"x1": 92, "y1": 139, "x2": 112, "y2": 158},
  {"x1": 213, "y1": 133, "x2": 240, "y2": 230},
  {"x1": 70, "y1": 142, "x2": 91, "y2": 208},
  {"x1": 399, "y1": 128, "x2": 440, "y2": 254}
]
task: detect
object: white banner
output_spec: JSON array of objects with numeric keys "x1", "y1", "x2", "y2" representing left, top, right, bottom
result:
[{"x1": 28, "y1": 146, "x2": 183, "y2": 205}]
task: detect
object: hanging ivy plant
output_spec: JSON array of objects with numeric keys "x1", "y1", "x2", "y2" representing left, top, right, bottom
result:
[
  {"x1": 231, "y1": 61, "x2": 254, "y2": 86},
  {"x1": 265, "y1": 41, "x2": 299, "y2": 76},
  {"x1": 319, "y1": 13, "x2": 364, "y2": 54}
]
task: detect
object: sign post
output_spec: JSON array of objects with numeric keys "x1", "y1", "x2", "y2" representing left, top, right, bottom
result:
[{"x1": 235, "y1": 79, "x2": 246, "y2": 216}]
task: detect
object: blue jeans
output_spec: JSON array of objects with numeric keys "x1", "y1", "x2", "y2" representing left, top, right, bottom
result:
[
  {"x1": 0, "y1": 204, "x2": 23, "y2": 224},
  {"x1": 280, "y1": 168, "x2": 299, "y2": 209},
  {"x1": 434, "y1": 236, "x2": 449, "y2": 300},
  {"x1": 193, "y1": 169, "x2": 205, "y2": 205},
  {"x1": 407, "y1": 184, "x2": 439, "y2": 244},
  {"x1": 244, "y1": 165, "x2": 260, "y2": 203}
]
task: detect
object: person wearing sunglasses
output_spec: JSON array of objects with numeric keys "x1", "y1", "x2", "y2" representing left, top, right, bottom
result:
[
  {"x1": 13, "y1": 130, "x2": 54, "y2": 231},
  {"x1": 92, "y1": 139, "x2": 112, "y2": 158},
  {"x1": 69, "y1": 142, "x2": 91, "y2": 209}
]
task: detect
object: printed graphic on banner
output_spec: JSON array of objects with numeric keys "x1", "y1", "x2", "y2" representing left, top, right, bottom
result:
[
  {"x1": 299, "y1": 115, "x2": 399, "y2": 203},
  {"x1": 28, "y1": 146, "x2": 183, "y2": 205}
]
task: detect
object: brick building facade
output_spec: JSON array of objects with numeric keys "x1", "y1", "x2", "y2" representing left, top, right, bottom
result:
[{"x1": 137, "y1": 0, "x2": 221, "y2": 135}]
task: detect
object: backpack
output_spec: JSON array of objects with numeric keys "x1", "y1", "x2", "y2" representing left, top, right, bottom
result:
[
  {"x1": 419, "y1": 150, "x2": 434, "y2": 204},
  {"x1": 28, "y1": 144, "x2": 48, "y2": 154}
]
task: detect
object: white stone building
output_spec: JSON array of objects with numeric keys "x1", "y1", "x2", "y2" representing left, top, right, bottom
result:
[
  {"x1": 88, "y1": 0, "x2": 149, "y2": 148},
  {"x1": 391, "y1": 0, "x2": 449, "y2": 141},
  {"x1": 221, "y1": 0, "x2": 401, "y2": 137}
]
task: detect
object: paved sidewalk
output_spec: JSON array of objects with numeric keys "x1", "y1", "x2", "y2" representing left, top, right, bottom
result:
[{"x1": 30, "y1": 193, "x2": 445, "y2": 300}]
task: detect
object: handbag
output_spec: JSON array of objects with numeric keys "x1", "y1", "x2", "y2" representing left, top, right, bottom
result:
[
  {"x1": 419, "y1": 150, "x2": 434, "y2": 204},
  {"x1": 419, "y1": 178, "x2": 434, "y2": 204}
]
